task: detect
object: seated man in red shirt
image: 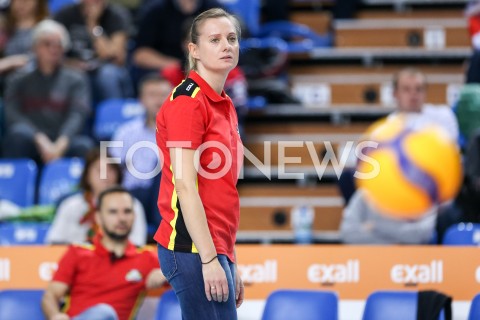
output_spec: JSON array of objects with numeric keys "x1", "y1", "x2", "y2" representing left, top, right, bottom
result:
[{"x1": 42, "y1": 186, "x2": 166, "y2": 320}]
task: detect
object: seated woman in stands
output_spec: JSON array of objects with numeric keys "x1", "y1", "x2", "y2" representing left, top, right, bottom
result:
[
  {"x1": 46, "y1": 148, "x2": 147, "y2": 246},
  {"x1": 0, "y1": 0, "x2": 49, "y2": 76}
]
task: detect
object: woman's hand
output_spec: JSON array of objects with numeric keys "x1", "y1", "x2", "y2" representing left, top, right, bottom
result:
[{"x1": 202, "y1": 258, "x2": 229, "y2": 303}]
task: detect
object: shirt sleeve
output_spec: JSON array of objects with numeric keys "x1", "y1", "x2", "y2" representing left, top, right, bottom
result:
[
  {"x1": 145, "y1": 249, "x2": 160, "y2": 271},
  {"x1": 143, "y1": 249, "x2": 161, "y2": 289},
  {"x1": 164, "y1": 97, "x2": 207, "y2": 149},
  {"x1": 52, "y1": 246, "x2": 78, "y2": 286}
]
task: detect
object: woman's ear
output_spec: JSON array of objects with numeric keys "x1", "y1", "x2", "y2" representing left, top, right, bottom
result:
[{"x1": 188, "y1": 42, "x2": 199, "y2": 59}]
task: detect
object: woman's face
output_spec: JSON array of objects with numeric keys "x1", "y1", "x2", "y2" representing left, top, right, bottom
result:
[
  {"x1": 11, "y1": 0, "x2": 38, "y2": 19},
  {"x1": 87, "y1": 159, "x2": 119, "y2": 195},
  {"x1": 190, "y1": 17, "x2": 239, "y2": 74}
]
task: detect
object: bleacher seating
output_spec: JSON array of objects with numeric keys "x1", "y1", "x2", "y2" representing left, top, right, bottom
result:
[
  {"x1": 261, "y1": 289, "x2": 338, "y2": 320},
  {"x1": 48, "y1": 0, "x2": 78, "y2": 14},
  {"x1": 155, "y1": 290, "x2": 182, "y2": 320},
  {"x1": 0, "y1": 222, "x2": 50, "y2": 245},
  {"x1": 334, "y1": 18, "x2": 468, "y2": 49},
  {"x1": 468, "y1": 293, "x2": 480, "y2": 320},
  {"x1": 219, "y1": 0, "x2": 332, "y2": 53},
  {"x1": 237, "y1": 184, "x2": 343, "y2": 243},
  {"x1": 38, "y1": 158, "x2": 84, "y2": 206},
  {"x1": 233, "y1": 0, "x2": 471, "y2": 243},
  {"x1": 0, "y1": 289, "x2": 45, "y2": 320},
  {"x1": 0, "y1": 159, "x2": 38, "y2": 208},
  {"x1": 442, "y1": 223, "x2": 480, "y2": 246},
  {"x1": 0, "y1": 0, "x2": 471, "y2": 248},
  {"x1": 362, "y1": 290, "x2": 446, "y2": 320},
  {"x1": 93, "y1": 98, "x2": 144, "y2": 141}
]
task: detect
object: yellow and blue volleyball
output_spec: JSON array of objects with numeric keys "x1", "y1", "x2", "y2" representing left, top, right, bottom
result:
[{"x1": 356, "y1": 115, "x2": 463, "y2": 219}]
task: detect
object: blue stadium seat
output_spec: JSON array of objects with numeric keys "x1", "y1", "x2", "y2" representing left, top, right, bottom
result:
[
  {"x1": 218, "y1": 0, "x2": 332, "y2": 52},
  {"x1": 38, "y1": 158, "x2": 84, "y2": 206},
  {"x1": 155, "y1": 290, "x2": 182, "y2": 320},
  {"x1": 218, "y1": 0, "x2": 261, "y2": 36},
  {"x1": 469, "y1": 293, "x2": 480, "y2": 320},
  {"x1": 362, "y1": 291, "x2": 446, "y2": 320},
  {"x1": 363, "y1": 291, "x2": 418, "y2": 320},
  {"x1": 0, "y1": 222, "x2": 50, "y2": 245},
  {"x1": 0, "y1": 290, "x2": 45, "y2": 320},
  {"x1": 48, "y1": 0, "x2": 78, "y2": 14},
  {"x1": 442, "y1": 223, "x2": 480, "y2": 246},
  {"x1": 258, "y1": 21, "x2": 333, "y2": 53},
  {"x1": 261, "y1": 289, "x2": 338, "y2": 320},
  {"x1": 93, "y1": 98, "x2": 144, "y2": 141},
  {"x1": 0, "y1": 159, "x2": 37, "y2": 207}
]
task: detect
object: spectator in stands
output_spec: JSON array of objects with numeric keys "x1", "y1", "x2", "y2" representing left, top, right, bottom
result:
[
  {"x1": 340, "y1": 189, "x2": 436, "y2": 244},
  {"x1": 389, "y1": 67, "x2": 459, "y2": 142},
  {"x1": 110, "y1": 74, "x2": 172, "y2": 233},
  {"x1": 42, "y1": 186, "x2": 166, "y2": 320},
  {"x1": 46, "y1": 148, "x2": 147, "y2": 246},
  {"x1": 466, "y1": 0, "x2": 480, "y2": 83},
  {"x1": 133, "y1": 0, "x2": 221, "y2": 74},
  {"x1": 0, "y1": 0, "x2": 49, "y2": 76},
  {"x1": 337, "y1": 67, "x2": 459, "y2": 205},
  {"x1": 2, "y1": 20, "x2": 94, "y2": 163},
  {"x1": 54, "y1": 0, "x2": 132, "y2": 102}
]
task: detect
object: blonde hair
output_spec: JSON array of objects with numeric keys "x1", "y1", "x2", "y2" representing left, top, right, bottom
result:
[{"x1": 187, "y1": 8, "x2": 241, "y2": 73}]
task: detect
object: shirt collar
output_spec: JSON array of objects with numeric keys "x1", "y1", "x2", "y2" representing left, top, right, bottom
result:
[
  {"x1": 189, "y1": 70, "x2": 227, "y2": 103},
  {"x1": 93, "y1": 234, "x2": 137, "y2": 259}
]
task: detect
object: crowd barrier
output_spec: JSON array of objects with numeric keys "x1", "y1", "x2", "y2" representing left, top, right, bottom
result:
[{"x1": 0, "y1": 245, "x2": 478, "y2": 301}]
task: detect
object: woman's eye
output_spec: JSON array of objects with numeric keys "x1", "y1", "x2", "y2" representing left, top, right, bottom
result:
[
  {"x1": 229, "y1": 37, "x2": 237, "y2": 42},
  {"x1": 211, "y1": 38, "x2": 219, "y2": 43}
]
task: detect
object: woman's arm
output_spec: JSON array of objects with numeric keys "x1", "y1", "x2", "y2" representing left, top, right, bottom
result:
[
  {"x1": 91, "y1": 32, "x2": 127, "y2": 65},
  {"x1": 170, "y1": 147, "x2": 229, "y2": 303}
]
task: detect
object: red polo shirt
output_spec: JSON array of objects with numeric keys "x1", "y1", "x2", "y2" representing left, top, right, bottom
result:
[
  {"x1": 52, "y1": 236, "x2": 159, "y2": 320},
  {"x1": 155, "y1": 70, "x2": 243, "y2": 262}
]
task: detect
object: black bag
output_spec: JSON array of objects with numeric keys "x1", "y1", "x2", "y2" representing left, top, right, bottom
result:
[{"x1": 416, "y1": 290, "x2": 452, "y2": 320}]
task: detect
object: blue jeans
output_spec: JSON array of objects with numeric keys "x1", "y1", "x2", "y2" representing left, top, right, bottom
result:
[
  {"x1": 157, "y1": 245, "x2": 237, "y2": 320},
  {"x1": 73, "y1": 303, "x2": 118, "y2": 320},
  {"x1": 91, "y1": 63, "x2": 133, "y2": 102}
]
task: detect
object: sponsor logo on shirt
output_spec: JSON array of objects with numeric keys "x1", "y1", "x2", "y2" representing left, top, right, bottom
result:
[{"x1": 125, "y1": 269, "x2": 143, "y2": 282}]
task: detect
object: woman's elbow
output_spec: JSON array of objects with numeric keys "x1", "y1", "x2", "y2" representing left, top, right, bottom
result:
[{"x1": 174, "y1": 180, "x2": 197, "y2": 196}]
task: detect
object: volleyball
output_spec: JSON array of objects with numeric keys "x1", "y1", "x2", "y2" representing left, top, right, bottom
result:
[{"x1": 356, "y1": 115, "x2": 463, "y2": 219}]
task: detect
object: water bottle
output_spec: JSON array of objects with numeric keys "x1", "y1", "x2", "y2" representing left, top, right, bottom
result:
[{"x1": 291, "y1": 205, "x2": 314, "y2": 244}]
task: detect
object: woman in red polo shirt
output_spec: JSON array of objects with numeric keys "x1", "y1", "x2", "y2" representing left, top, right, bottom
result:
[{"x1": 155, "y1": 8, "x2": 244, "y2": 320}]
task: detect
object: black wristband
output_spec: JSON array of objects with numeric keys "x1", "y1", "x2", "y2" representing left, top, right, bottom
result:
[{"x1": 202, "y1": 255, "x2": 218, "y2": 265}]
